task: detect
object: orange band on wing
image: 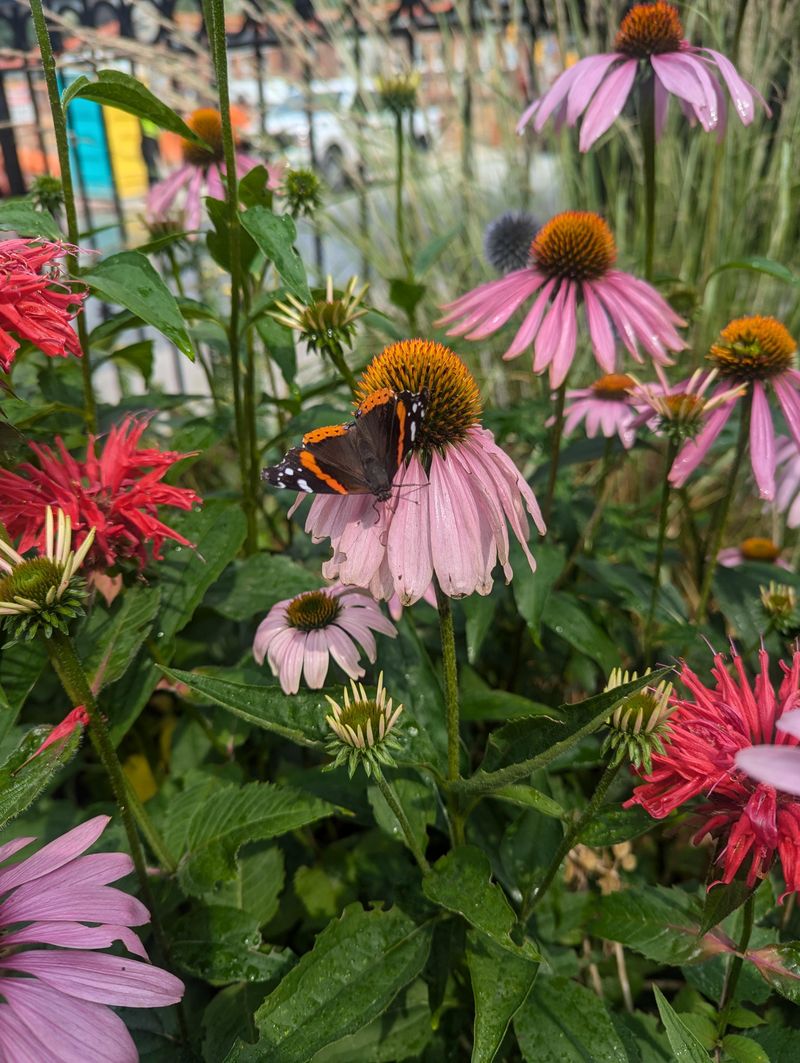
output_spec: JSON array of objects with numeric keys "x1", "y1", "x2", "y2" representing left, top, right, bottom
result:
[
  {"x1": 395, "y1": 398, "x2": 406, "y2": 466},
  {"x1": 303, "y1": 424, "x2": 349, "y2": 444},
  {"x1": 357, "y1": 388, "x2": 394, "y2": 415},
  {"x1": 299, "y1": 449, "x2": 348, "y2": 493}
]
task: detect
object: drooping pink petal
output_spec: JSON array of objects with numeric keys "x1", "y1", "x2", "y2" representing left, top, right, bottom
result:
[
  {"x1": 529, "y1": 59, "x2": 589, "y2": 132},
  {"x1": 0, "y1": 816, "x2": 109, "y2": 894},
  {"x1": 0, "y1": 836, "x2": 34, "y2": 865},
  {"x1": 386, "y1": 455, "x2": 433, "y2": 604},
  {"x1": 301, "y1": 629, "x2": 330, "y2": 688},
  {"x1": 437, "y1": 271, "x2": 536, "y2": 328},
  {"x1": 533, "y1": 281, "x2": 568, "y2": 374},
  {"x1": 578, "y1": 59, "x2": 637, "y2": 151},
  {"x1": 2, "y1": 921, "x2": 147, "y2": 959},
  {"x1": 652, "y1": 53, "x2": 717, "y2": 127},
  {"x1": 502, "y1": 278, "x2": 557, "y2": 361},
  {"x1": 582, "y1": 282, "x2": 616, "y2": 373},
  {"x1": 428, "y1": 449, "x2": 487, "y2": 597},
  {"x1": 774, "y1": 377, "x2": 800, "y2": 450},
  {"x1": 701, "y1": 47, "x2": 758, "y2": 124},
  {"x1": 0, "y1": 883, "x2": 150, "y2": 929},
  {"x1": 324, "y1": 626, "x2": 364, "y2": 679},
  {"x1": 549, "y1": 280, "x2": 578, "y2": 387},
  {"x1": 750, "y1": 381, "x2": 776, "y2": 500},
  {"x1": 736, "y1": 746, "x2": 800, "y2": 797},
  {"x1": 566, "y1": 54, "x2": 623, "y2": 123},
  {"x1": 3, "y1": 951, "x2": 184, "y2": 1008},
  {"x1": 145, "y1": 164, "x2": 191, "y2": 219},
  {"x1": 669, "y1": 397, "x2": 738, "y2": 487},
  {"x1": 779, "y1": 710, "x2": 800, "y2": 741},
  {"x1": 464, "y1": 274, "x2": 544, "y2": 340}
]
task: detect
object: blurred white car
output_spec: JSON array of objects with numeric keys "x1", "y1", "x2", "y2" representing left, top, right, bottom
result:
[{"x1": 264, "y1": 77, "x2": 442, "y2": 190}]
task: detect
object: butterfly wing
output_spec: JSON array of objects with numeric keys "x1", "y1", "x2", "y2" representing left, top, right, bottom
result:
[
  {"x1": 262, "y1": 422, "x2": 372, "y2": 494},
  {"x1": 354, "y1": 388, "x2": 427, "y2": 483}
]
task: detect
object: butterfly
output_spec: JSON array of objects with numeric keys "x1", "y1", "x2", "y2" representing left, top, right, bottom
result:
[{"x1": 262, "y1": 387, "x2": 427, "y2": 502}]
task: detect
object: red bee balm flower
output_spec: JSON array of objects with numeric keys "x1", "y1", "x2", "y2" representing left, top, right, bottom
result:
[
  {"x1": 0, "y1": 417, "x2": 200, "y2": 571},
  {"x1": 626, "y1": 648, "x2": 800, "y2": 899},
  {"x1": 0, "y1": 238, "x2": 86, "y2": 371}
]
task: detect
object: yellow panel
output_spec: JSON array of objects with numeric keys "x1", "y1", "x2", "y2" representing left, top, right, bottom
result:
[{"x1": 104, "y1": 106, "x2": 149, "y2": 198}]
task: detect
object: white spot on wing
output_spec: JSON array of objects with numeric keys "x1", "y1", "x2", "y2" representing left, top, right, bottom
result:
[{"x1": 297, "y1": 479, "x2": 312, "y2": 492}]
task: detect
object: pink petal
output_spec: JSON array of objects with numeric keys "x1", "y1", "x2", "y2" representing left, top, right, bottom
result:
[
  {"x1": 750, "y1": 381, "x2": 776, "y2": 500},
  {"x1": 502, "y1": 278, "x2": 557, "y2": 361},
  {"x1": 0, "y1": 816, "x2": 109, "y2": 893},
  {"x1": 566, "y1": 54, "x2": 623, "y2": 123},
  {"x1": 146, "y1": 165, "x2": 191, "y2": 219},
  {"x1": 3, "y1": 951, "x2": 184, "y2": 1007},
  {"x1": 0, "y1": 1003, "x2": 63, "y2": 1063},
  {"x1": 533, "y1": 282, "x2": 568, "y2": 373},
  {"x1": 774, "y1": 377, "x2": 800, "y2": 451},
  {"x1": 0, "y1": 883, "x2": 149, "y2": 928},
  {"x1": 465, "y1": 274, "x2": 544, "y2": 340},
  {"x1": 324, "y1": 626, "x2": 364, "y2": 679},
  {"x1": 702, "y1": 48, "x2": 757, "y2": 124},
  {"x1": 183, "y1": 167, "x2": 205, "y2": 232},
  {"x1": 778, "y1": 710, "x2": 800, "y2": 740},
  {"x1": 276, "y1": 631, "x2": 306, "y2": 695},
  {"x1": 530, "y1": 59, "x2": 588, "y2": 132},
  {"x1": 429, "y1": 449, "x2": 487, "y2": 597},
  {"x1": 548, "y1": 281, "x2": 578, "y2": 386},
  {"x1": 669, "y1": 398, "x2": 738, "y2": 487},
  {"x1": 438, "y1": 271, "x2": 533, "y2": 326},
  {"x1": 0, "y1": 836, "x2": 34, "y2": 865},
  {"x1": 736, "y1": 746, "x2": 800, "y2": 797},
  {"x1": 583, "y1": 282, "x2": 617, "y2": 372},
  {"x1": 652, "y1": 53, "x2": 716, "y2": 123},
  {"x1": 578, "y1": 59, "x2": 637, "y2": 151},
  {"x1": 2, "y1": 921, "x2": 147, "y2": 959},
  {"x1": 516, "y1": 97, "x2": 540, "y2": 133},
  {"x1": 386, "y1": 456, "x2": 433, "y2": 604},
  {"x1": 300, "y1": 629, "x2": 330, "y2": 689}
]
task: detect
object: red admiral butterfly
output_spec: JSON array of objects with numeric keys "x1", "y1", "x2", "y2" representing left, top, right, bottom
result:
[{"x1": 262, "y1": 387, "x2": 427, "y2": 502}]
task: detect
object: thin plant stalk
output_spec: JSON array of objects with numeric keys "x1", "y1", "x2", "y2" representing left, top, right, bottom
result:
[
  {"x1": 696, "y1": 395, "x2": 752, "y2": 620},
  {"x1": 435, "y1": 579, "x2": 464, "y2": 846},
  {"x1": 558, "y1": 439, "x2": 620, "y2": 585},
  {"x1": 373, "y1": 765, "x2": 430, "y2": 874},
  {"x1": 29, "y1": 0, "x2": 96, "y2": 431},
  {"x1": 395, "y1": 111, "x2": 412, "y2": 280},
  {"x1": 644, "y1": 439, "x2": 679, "y2": 662},
  {"x1": 716, "y1": 893, "x2": 755, "y2": 1038},
  {"x1": 640, "y1": 71, "x2": 657, "y2": 281},
  {"x1": 543, "y1": 381, "x2": 568, "y2": 525}
]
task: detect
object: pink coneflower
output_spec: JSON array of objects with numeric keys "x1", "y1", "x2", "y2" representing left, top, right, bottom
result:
[
  {"x1": 0, "y1": 415, "x2": 200, "y2": 572},
  {"x1": 295, "y1": 340, "x2": 545, "y2": 603},
  {"x1": 438, "y1": 212, "x2": 686, "y2": 387},
  {"x1": 717, "y1": 537, "x2": 791, "y2": 570},
  {"x1": 253, "y1": 584, "x2": 397, "y2": 695},
  {"x1": 0, "y1": 238, "x2": 86, "y2": 372},
  {"x1": 564, "y1": 373, "x2": 638, "y2": 449},
  {"x1": 518, "y1": 1, "x2": 767, "y2": 150},
  {"x1": 0, "y1": 815, "x2": 184, "y2": 1061},
  {"x1": 631, "y1": 368, "x2": 744, "y2": 445},
  {"x1": 147, "y1": 108, "x2": 281, "y2": 231},
  {"x1": 776, "y1": 437, "x2": 800, "y2": 528},
  {"x1": 670, "y1": 316, "x2": 800, "y2": 500},
  {"x1": 737, "y1": 710, "x2": 800, "y2": 799},
  {"x1": 626, "y1": 647, "x2": 800, "y2": 898}
]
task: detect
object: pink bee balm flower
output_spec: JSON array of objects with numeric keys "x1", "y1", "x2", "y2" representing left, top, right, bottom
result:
[
  {"x1": 670, "y1": 316, "x2": 800, "y2": 501},
  {"x1": 0, "y1": 238, "x2": 86, "y2": 372},
  {"x1": 0, "y1": 815, "x2": 184, "y2": 1062},
  {"x1": 518, "y1": 1, "x2": 768, "y2": 150},
  {"x1": 737, "y1": 710, "x2": 800, "y2": 799},
  {"x1": 717, "y1": 537, "x2": 790, "y2": 570},
  {"x1": 564, "y1": 373, "x2": 638, "y2": 449},
  {"x1": 0, "y1": 415, "x2": 200, "y2": 573},
  {"x1": 147, "y1": 108, "x2": 281, "y2": 232},
  {"x1": 253, "y1": 584, "x2": 397, "y2": 695},
  {"x1": 776, "y1": 436, "x2": 800, "y2": 527},
  {"x1": 438, "y1": 212, "x2": 686, "y2": 387},
  {"x1": 626, "y1": 647, "x2": 800, "y2": 898},
  {"x1": 293, "y1": 339, "x2": 545, "y2": 604}
]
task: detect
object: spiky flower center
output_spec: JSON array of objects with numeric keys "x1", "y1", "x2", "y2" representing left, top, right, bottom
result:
[
  {"x1": 760, "y1": 581, "x2": 796, "y2": 620},
  {"x1": 663, "y1": 392, "x2": 703, "y2": 420},
  {"x1": 614, "y1": 2, "x2": 684, "y2": 58},
  {"x1": 356, "y1": 339, "x2": 481, "y2": 450},
  {"x1": 284, "y1": 168, "x2": 323, "y2": 218},
  {"x1": 484, "y1": 211, "x2": 540, "y2": 275},
  {"x1": 740, "y1": 537, "x2": 781, "y2": 562},
  {"x1": 531, "y1": 212, "x2": 616, "y2": 281},
  {"x1": 708, "y1": 316, "x2": 796, "y2": 381},
  {"x1": 181, "y1": 108, "x2": 228, "y2": 167},
  {"x1": 376, "y1": 72, "x2": 420, "y2": 114},
  {"x1": 285, "y1": 590, "x2": 341, "y2": 631},
  {"x1": 591, "y1": 373, "x2": 635, "y2": 400},
  {"x1": 337, "y1": 698, "x2": 384, "y2": 742},
  {"x1": 0, "y1": 557, "x2": 63, "y2": 606}
]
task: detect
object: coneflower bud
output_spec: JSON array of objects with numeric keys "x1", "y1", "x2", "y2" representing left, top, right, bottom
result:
[
  {"x1": 602, "y1": 667, "x2": 675, "y2": 774},
  {"x1": 283, "y1": 168, "x2": 323, "y2": 219},
  {"x1": 324, "y1": 672, "x2": 404, "y2": 778},
  {"x1": 376, "y1": 72, "x2": 420, "y2": 115},
  {"x1": 30, "y1": 174, "x2": 64, "y2": 215},
  {"x1": 269, "y1": 275, "x2": 368, "y2": 363},
  {"x1": 483, "y1": 211, "x2": 540, "y2": 274},
  {"x1": 760, "y1": 581, "x2": 798, "y2": 632}
]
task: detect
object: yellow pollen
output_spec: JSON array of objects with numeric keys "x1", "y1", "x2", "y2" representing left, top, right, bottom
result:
[
  {"x1": 615, "y1": 2, "x2": 684, "y2": 58},
  {"x1": 532, "y1": 212, "x2": 616, "y2": 282},
  {"x1": 356, "y1": 338, "x2": 482, "y2": 450},
  {"x1": 591, "y1": 373, "x2": 635, "y2": 399},
  {"x1": 285, "y1": 590, "x2": 340, "y2": 631},
  {"x1": 181, "y1": 108, "x2": 229, "y2": 166},
  {"x1": 708, "y1": 315, "x2": 796, "y2": 381},
  {"x1": 740, "y1": 537, "x2": 781, "y2": 563}
]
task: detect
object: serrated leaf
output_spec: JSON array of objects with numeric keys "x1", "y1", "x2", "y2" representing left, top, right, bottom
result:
[
  {"x1": 62, "y1": 71, "x2": 205, "y2": 144},
  {"x1": 579, "y1": 805, "x2": 656, "y2": 846},
  {"x1": 0, "y1": 726, "x2": 83, "y2": 830},
  {"x1": 699, "y1": 880, "x2": 756, "y2": 935},
  {"x1": 467, "y1": 930, "x2": 538, "y2": 1063},
  {"x1": 208, "y1": 847, "x2": 285, "y2": 927},
  {"x1": 721, "y1": 1035, "x2": 769, "y2": 1063},
  {"x1": 83, "y1": 251, "x2": 194, "y2": 359},
  {"x1": 204, "y1": 554, "x2": 319, "y2": 621},
  {"x1": 746, "y1": 941, "x2": 800, "y2": 1002},
  {"x1": 422, "y1": 846, "x2": 540, "y2": 961},
  {"x1": 240, "y1": 208, "x2": 309, "y2": 300},
  {"x1": 78, "y1": 586, "x2": 161, "y2": 693},
  {"x1": 490, "y1": 785, "x2": 565, "y2": 819},
  {"x1": 0, "y1": 198, "x2": 61, "y2": 240},
  {"x1": 515, "y1": 976, "x2": 630, "y2": 1062},
  {"x1": 311, "y1": 980, "x2": 433, "y2": 1062},
  {"x1": 653, "y1": 987, "x2": 711, "y2": 1062},
  {"x1": 225, "y1": 904, "x2": 433, "y2": 1063},
  {"x1": 171, "y1": 904, "x2": 294, "y2": 986}
]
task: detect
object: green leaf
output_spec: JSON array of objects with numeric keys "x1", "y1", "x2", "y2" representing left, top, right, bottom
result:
[
  {"x1": 368, "y1": 778, "x2": 436, "y2": 855},
  {"x1": 0, "y1": 198, "x2": 61, "y2": 240},
  {"x1": 467, "y1": 930, "x2": 538, "y2": 1063},
  {"x1": 225, "y1": 904, "x2": 433, "y2": 1063},
  {"x1": 746, "y1": 942, "x2": 800, "y2": 1003},
  {"x1": 653, "y1": 987, "x2": 711, "y2": 1062},
  {"x1": 311, "y1": 980, "x2": 433, "y2": 1062},
  {"x1": 422, "y1": 846, "x2": 540, "y2": 961},
  {"x1": 462, "y1": 595, "x2": 496, "y2": 664},
  {"x1": 171, "y1": 904, "x2": 293, "y2": 986},
  {"x1": 388, "y1": 278, "x2": 426, "y2": 318},
  {"x1": 254, "y1": 315, "x2": 297, "y2": 387},
  {"x1": 239, "y1": 165, "x2": 275, "y2": 209},
  {"x1": 79, "y1": 586, "x2": 161, "y2": 693},
  {"x1": 707, "y1": 256, "x2": 798, "y2": 286},
  {"x1": 176, "y1": 781, "x2": 334, "y2": 896},
  {"x1": 0, "y1": 725, "x2": 83, "y2": 831},
  {"x1": 106, "y1": 340, "x2": 154, "y2": 385},
  {"x1": 699, "y1": 880, "x2": 756, "y2": 935},
  {"x1": 592, "y1": 885, "x2": 718, "y2": 965},
  {"x1": 413, "y1": 225, "x2": 461, "y2": 275},
  {"x1": 0, "y1": 640, "x2": 46, "y2": 726},
  {"x1": 721, "y1": 1035, "x2": 769, "y2": 1063},
  {"x1": 515, "y1": 976, "x2": 631, "y2": 1062},
  {"x1": 204, "y1": 554, "x2": 319, "y2": 621},
  {"x1": 511, "y1": 543, "x2": 565, "y2": 645},
  {"x1": 240, "y1": 207, "x2": 310, "y2": 301},
  {"x1": 490, "y1": 785, "x2": 565, "y2": 819},
  {"x1": 207, "y1": 847, "x2": 285, "y2": 927},
  {"x1": 83, "y1": 251, "x2": 194, "y2": 359},
  {"x1": 579, "y1": 805, "x2": 656, "y2": 846},
  {"x1": 62, "y1": 71, "x2": 205, "y2": 144},
  {"x1": 542, "y1": 591, "x2": 620, "y2": 668}
]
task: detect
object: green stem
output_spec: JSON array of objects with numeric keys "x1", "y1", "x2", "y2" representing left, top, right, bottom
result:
[
  {"x1": 543, "y1": 381, "x2": 567, "y2": 526},
  {"x1": 558, "y1": 439, "x2": 619, "y2": 586},
  {"x1": 373, "y1": 765, "x2": 430, "y2": 874},
  {"x1": 327, "y1": 345, "x2": 359, "y2": 395},
  {"x1": 395, "y1": 111, "x2": 412, "y2": 281},
  {"x1": 644, "y1": 439, "x2": 678, "y2": 663},
  {"x1": 520, "y1": 758, "x2": 623, "y2": 922},
  {"x1": 696, "y1": 395, "x2": 752, "y2": 621},
  {"x1": 45, "y1": 631, "x2": 177, "y2": 876},
  {"x1": 640, "y1": 72, "x2": 657, "y2": 281},
  {"x1": 205, "y1": 0, "x2": 256, "y2": 551},
  {"x1": 435, "y1": 579, "x2": 464, "y2": 846},
  {"x1": 29, "y1": 0, "x2": 95, "y2": 431},
  {"x1": 717, "y1": 894, "x2": 755, "y2": 1036}
]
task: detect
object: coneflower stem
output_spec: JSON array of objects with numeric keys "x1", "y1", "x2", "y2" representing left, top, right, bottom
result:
[
  {"x1": 640, "y1": 71, "x2": 657, "y2": 281},
  {"x1": 373, "y1": 765, "x2": 430, "y2": 874},
  {"x1": 696, "y1": 395, "x2": 752, "y2": 621},
  {"x1": 717, "y1": 893, "x2": 755, "y2": 1037},
  {"x1": 395, "y1": 112, "x2": 411, "y2": 280},
  {"x1": 520, "y1": 757, "x2": 623, "y2": 923},
  {"x1": 45, "y1": 631, "x2": 178, "y2": 878},
  {"x1": 644, "y1": 439, "x2": 678, "y2": 663},
  {"x1": 327, "y1": 347, "x2": 359, "y2": 395},
  {"x1": 435, "y1": 579, "x2": 464, "y2": 846},
  {"x1": 29, "y1": 0, "x2": 95, "y2": 432},
  {"x1": 543, "y1": 381, "x2": 568, "y2": 525}
]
